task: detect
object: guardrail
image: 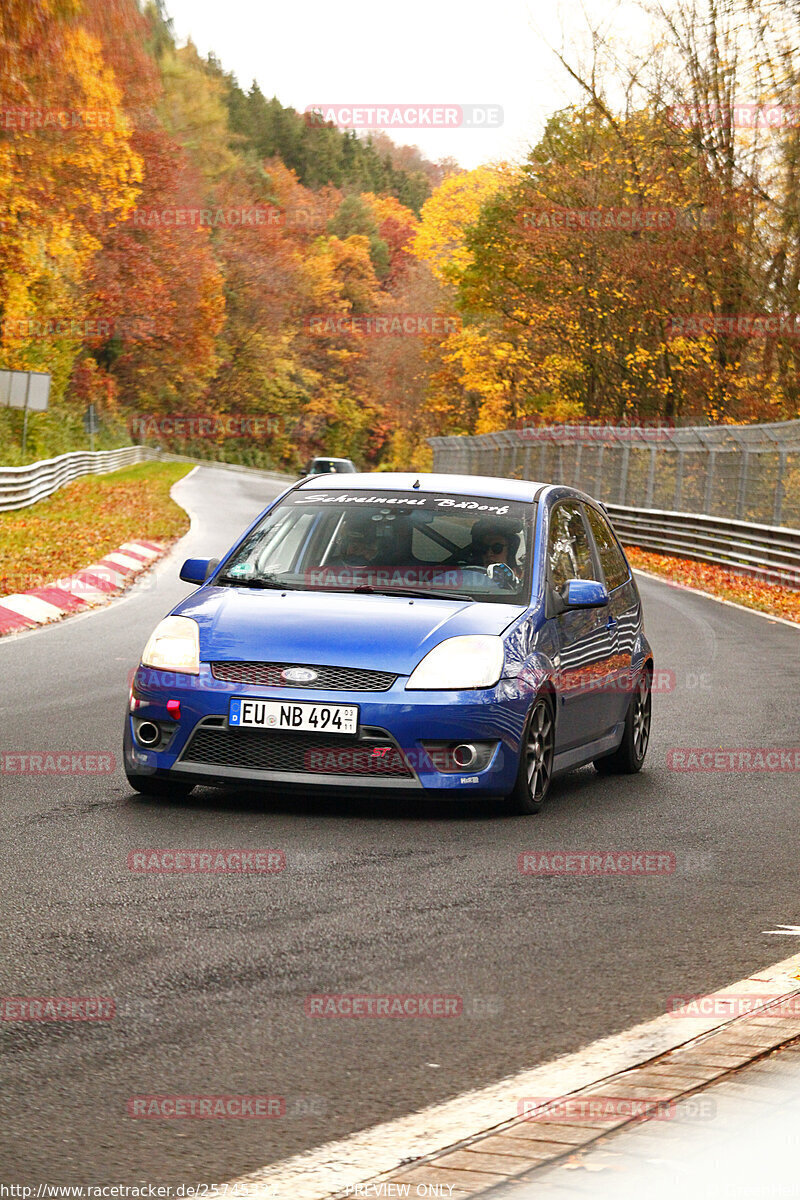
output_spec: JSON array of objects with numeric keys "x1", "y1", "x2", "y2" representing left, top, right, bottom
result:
[
  {"x1": 0, "y1": 447, "x2": 158, "y2": 512},
  {"x1": 604, "y1": 504, "x2": 800, "y2": 588},
  {"x1": 0, "y1": 447, "x2": 295, "y2": 512}
]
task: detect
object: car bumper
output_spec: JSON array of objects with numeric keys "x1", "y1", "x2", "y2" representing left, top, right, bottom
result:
[{"x1": 123, "y1": 665, "x2": 533, "y2": 795}]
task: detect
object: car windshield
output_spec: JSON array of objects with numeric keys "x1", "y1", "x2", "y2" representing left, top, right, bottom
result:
[
  {"x1": 309, "y1": 459, "x2": 354, "y2": 473},
  {"x1": 218, "y1": 488, "x2": 533, "y2": 604}
]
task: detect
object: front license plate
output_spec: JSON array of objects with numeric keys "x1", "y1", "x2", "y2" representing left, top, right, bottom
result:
[{"x1": 229, "y1": 697, "x2": 359, "y2": 735}]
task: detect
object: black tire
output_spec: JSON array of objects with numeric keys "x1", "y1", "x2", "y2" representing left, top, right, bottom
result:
[
  {"x1": 594, "y1": 666, "x2": 652, "y2": 775},
  {"x1": 506, "y1": 695, "x2": 555, "y2": 814},
  {"x1": 126, "y1": 774, "x2": 195, "y2": 799}
]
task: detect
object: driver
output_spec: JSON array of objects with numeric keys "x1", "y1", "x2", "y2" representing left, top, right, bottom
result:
[
  {"x1": 469, "y1": 518, "x2": 522, "y2": 576},
  {"x1": 335, "y1": 516, "x2": 380, "y2": 567}
]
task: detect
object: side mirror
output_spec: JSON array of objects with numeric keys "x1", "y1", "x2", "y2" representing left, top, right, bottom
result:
[
  {"x1": 562, "y1": 578, "x2": 609, "y2": 609},
  {"x1": 180, "y1": 557, "x2": 219, "y2": 584}
]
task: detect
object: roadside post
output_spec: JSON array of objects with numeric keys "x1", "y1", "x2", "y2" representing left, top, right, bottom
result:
[
  {"x1": 0, "y1": 369, "x2": 51, "y2": 456},
  {"x1": 83, "y1": 402, "x2": 100, "y2": 451}
]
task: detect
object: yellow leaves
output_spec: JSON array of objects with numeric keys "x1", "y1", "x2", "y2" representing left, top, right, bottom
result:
[
  {"x1": 359, "y1": 192, "x2": 419, "y2": 232},
  {"x1": 0, "y1": 10, "x2": 142, "y2": 379},
  {"x1": 308, "y1": 235, "x2": 381, "y2": 315},
  {"x1": 412, "y1": 165, "x2": 510, "y2": 283},
  {"x1": 157, "y1": 41, "x2": 238, "y2": 184}
]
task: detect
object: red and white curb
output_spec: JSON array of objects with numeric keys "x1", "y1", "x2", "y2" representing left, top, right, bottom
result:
[{"x1": 0, "y1": 540, "x2": 166, "y2": 637}]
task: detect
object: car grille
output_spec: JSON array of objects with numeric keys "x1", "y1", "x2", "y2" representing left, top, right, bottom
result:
[
  {"x1": 180, "y1": 724, "x2": 413, "y2": 778},
  {"x1": 210, "y1": 662, "x2": 397, "y2": 692}
]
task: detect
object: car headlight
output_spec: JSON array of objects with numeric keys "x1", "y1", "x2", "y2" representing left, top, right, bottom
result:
[
  {"x1": 141, "y1": 616, "x2": 200, "y2": 675},
  {"x1": 405, "y1": 635, "x2": 505, "y2": 690}
]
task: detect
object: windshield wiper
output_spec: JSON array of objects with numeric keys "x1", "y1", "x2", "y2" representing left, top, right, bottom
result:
[
  {"x1": 217, "y1": 573, "x2": 296, "y2": 590},
  {"x1": 350, "y1": 585, "x2": 474, "y2": 602}
]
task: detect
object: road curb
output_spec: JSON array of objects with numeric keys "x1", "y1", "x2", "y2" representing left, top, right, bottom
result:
[
  {"x1": 0, "y1": 539, "x2": 167, "y2": 638},
  {"x1": 371, "y1": 979, "x2": 800, "y2": 1197},
  {"x1": 228, "y1": 952, "x2": 800, "y2": 1200}
]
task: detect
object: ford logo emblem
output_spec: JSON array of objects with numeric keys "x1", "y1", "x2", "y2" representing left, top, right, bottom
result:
[{"x1": 281, "y1": 667, "x2": 318, "y2": 684}]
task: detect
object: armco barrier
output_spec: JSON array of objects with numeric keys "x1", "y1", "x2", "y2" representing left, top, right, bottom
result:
[
  {"x1": 604, "y1": 505, "x2": 800, "y2": 587},
  {"x1": 0, "y1": 448, "x2": 293, "y2": 512},
  {"x1": 0, "y1": 447, "x2": 157, "y2": 511}
]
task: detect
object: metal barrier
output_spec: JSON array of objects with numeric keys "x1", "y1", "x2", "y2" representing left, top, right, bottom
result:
[
  {"x1": 604, "y1": 505, "x2": 800, "y2": 588},
  {"x1": 0, "y1": 447, "x2": 157, "y2": 511},
  {"x1": 429, "y1": 422, "x2": 800, "y2": 588},
  {"x1": 0, "y1": 447, "x2": 294, "y2": 512}
]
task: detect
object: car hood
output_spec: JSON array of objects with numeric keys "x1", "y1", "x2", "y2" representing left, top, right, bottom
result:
[{"x1": 174, "y1": 587, "x2": 525, "y2": 675}]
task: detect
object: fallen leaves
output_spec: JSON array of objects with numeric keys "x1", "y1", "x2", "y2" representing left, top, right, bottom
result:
[
  {"x1": 625, "y1": 546, "x2": 800, "y2": 625},
  {"x1": 0, "y1": 463, "x2": 191, "y2": 595}
]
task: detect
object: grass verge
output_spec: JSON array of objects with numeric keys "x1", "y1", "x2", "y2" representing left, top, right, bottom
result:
[
  {"x1": 0, "y1": 462, "x2": 193, "y2": 595},
  {"x1": 626, "y1": 546, "x2": 800, "y2": 625}
]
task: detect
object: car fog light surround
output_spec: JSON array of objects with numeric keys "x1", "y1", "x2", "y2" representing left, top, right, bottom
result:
[
  {"x1": 406, "y1": 636, "x2": 504, "y2": 690},
  {"x1": 420, "y1": 740, "x2": 499, "y2": 773},
  {"x1": 141, "y1": 616, "x2": 200, "y2": 675}
]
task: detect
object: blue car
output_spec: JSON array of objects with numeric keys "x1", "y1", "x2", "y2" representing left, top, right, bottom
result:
[{"x1": 124, "y1": 473, "x2": 653, "y2": 814}]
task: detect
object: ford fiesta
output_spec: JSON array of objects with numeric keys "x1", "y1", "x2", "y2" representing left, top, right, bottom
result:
[{"x1": 124, "y1": 473, "x2": 653, "y2": 814}]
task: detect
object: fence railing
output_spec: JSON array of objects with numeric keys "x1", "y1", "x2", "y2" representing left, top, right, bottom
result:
[
  {"x1": 0, "y1": 447, "x2": 158, "y2": 511},
  {"x1": 0, "y1": 447, "x2": 294, "y2": 512},
  {"x1": 429, "y1": 421, "x2": 800, "y2": 588},
  {"x1": 429, "y1": 420, "x2": 800, "y2": 528},
  {"x1": 604, "y1": 504, "x2": 800, "y2": 588}
]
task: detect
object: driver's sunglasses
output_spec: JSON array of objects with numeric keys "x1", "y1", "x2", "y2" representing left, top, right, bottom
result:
[{"x1": 480, "y1": 540, "x2": 507, "y2": 554}]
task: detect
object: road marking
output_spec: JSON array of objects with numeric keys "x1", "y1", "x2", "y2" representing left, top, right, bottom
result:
[
  {"x1": 102, "y1": 551, "x2": 150, "y2": 571},
  {"x1": 120, "y1": 542, "x2": 161, "y2": 560},
  {"x1": 0, "y1": 593, "x2": 65, "y2": 621},
  {"x1": 763, "y1": 925, "x2": 800, "y2": 935},
  {"x1": 225, "y1": 951, "x2": 800, "y2": 1200}
]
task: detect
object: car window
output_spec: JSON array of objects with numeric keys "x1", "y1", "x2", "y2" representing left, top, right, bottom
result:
[
  {"x1": 584, "y1": 505, "x2": 630, "y2": 590},
  {"x1": 219, "y1": 489, "x2": 534, "y2": 604},
  {"x1": 253, "y1": 510, "x2": 316, "y2": 575},
  {"x1": 548, "y1": 502, "x2": 596, "y2": 589}
]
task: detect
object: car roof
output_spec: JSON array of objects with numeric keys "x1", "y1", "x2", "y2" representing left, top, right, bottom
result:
[
  {"x1": 310, "y1": 456, "x2": 352, "y2": 463},
  {"x1": 297, "y1": 471, "x2": 548, "y2": 502}
]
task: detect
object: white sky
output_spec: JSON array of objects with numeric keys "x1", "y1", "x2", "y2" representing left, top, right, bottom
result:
[{"x1": 162, "y1": 0, "x2": 655, "y2": 170}]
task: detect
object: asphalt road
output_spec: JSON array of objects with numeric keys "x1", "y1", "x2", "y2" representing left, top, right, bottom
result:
[{"x1": 1, "y1": 465, "x2": 799, "y2": 1187}]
